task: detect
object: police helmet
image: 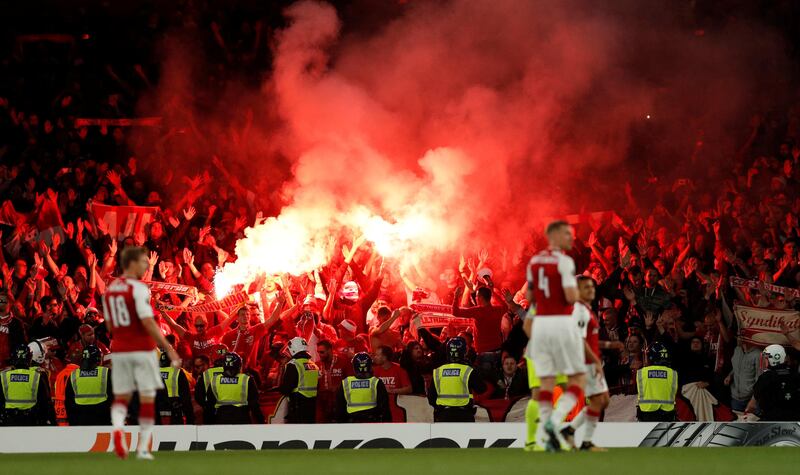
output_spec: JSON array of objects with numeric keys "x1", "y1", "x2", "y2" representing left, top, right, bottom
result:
[
  {"x1": 211, "y1": 344, "x2": 229, "y2": 367},
  {"x1": 287, "y1": 337, "x2": 309, "y2": 357},
  {"x1": 763, "y1": 344, "x2": 787, "y2": 368},
  {"x1": 12, "y1": 343, "x2": 33, "y2": 369},
  {"x1": 646, "y1": 341, "x2": 670, "y2": 366},
  {"x1": 222, "y1": 352, "x2": 242, "y2": 377},
  {"x1": 159, "y1": 349, "x2": 171, "y2": 368},
  {"x1": 81, "y1": 345, "x2": 102, "y2": 371},
  {"x1": 352, "y1": 352, "x2": 373, "y2": 379},
  {"x1": 446, "y1": 337, "x2": 467, "y2": 363}
]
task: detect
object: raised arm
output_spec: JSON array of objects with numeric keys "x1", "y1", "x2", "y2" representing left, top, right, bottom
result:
[{"x1": 160, "y1": 310, "x2": 188, "y2": 339}]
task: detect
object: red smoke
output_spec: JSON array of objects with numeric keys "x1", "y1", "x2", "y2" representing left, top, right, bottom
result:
[{"x1": 135, "y1": 0, "x2": 792, "y2": 288}]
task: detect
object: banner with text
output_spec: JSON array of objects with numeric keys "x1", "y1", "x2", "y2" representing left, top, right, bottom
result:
[{"x1": 733, "y1": 303, "x2": 800, "y2": 347}]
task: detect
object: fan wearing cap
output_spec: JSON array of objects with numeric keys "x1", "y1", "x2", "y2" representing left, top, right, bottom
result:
[
  {"x1": 278, "y1": 337, "x2": 319, "y2": 423},
  {"x1": 64, "y1": 345, "x2": 112, "y2": 426},
  {"x1": 334, "y1": 319, "x2": 369, "y2": 359},
  {"x1": 0, "y1": 344, "x2": 56, "y2": 426},
  {"x1": 335, "y1": 352, "x2": 390, "y2": 423},
  {"x1": 206, "y1": 352, "x2": 264, "y2": 424},
  {"x1": 750, "y1": 345, "x2": 800, "y2": 421}
]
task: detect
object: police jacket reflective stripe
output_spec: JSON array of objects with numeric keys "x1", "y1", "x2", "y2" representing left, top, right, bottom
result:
[
  {"x1": 211, "y1": 373, "x2": 250, "y2": 408},
  {"x1": 433, "y1": 363, "x2": 473, "y2": 407},
  {"x1": 161, "y1": 367, "x2": 180, "y2": 398},
  {"x1": 342, "y1": 376, "x2": 378, "y2": 413},
  {"x1": 70, "y1": 367, "x2": 109, "y2": 405},
  {"x1": 1, "y1": 368, "x2": 41, "y2": 410},
  {"x1": 636, "y1": 365, "x2": 678, "y2": 412},
  {"x1": 291, "y1": 358, "x2": 319, "y2": 398},
  {"x1": 203, "y1": 367, "x2": 224, "y2": 390}
]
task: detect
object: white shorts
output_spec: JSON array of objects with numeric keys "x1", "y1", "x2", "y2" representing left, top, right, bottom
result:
[
  {"x1": 110, "y1": 351, "x2": 162, "y2": 395},
  {"x1": 584, "y1": 363, "x2": 609, "y2": 397},
  {"x1": 526, "y1": 316, "x2": 585, "y2": 377}
]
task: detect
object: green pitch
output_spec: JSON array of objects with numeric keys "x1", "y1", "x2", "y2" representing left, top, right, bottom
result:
[{"x1": 0, "y1": 448, "x2": 796, "y2": 475}]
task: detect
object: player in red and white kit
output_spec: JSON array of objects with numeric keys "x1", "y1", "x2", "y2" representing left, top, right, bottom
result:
[
  {"x1": 524, "y1": 221, "x2": 586, "y2": 452},
  {"x1": 563, "y1": 275, "x2": 609, "y2": 451},
  {"x1": 104, "y1": 247, "x2": 180, "y2": 461}
]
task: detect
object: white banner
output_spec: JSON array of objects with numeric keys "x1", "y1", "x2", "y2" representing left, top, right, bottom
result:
[{"x1": 0, "y1": 423, "x2": 798, "y2": 453}]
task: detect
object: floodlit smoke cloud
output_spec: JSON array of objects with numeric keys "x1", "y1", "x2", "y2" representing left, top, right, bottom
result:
[{"x1": 137, "y1": 1, "x2": 791, "y2": 290}]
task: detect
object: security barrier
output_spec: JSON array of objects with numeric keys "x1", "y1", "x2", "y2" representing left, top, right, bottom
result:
[{"x1": 0, "y1": 422, "x2": 798, "y2": 453}]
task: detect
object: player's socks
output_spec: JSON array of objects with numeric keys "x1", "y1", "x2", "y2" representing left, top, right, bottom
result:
[
  {"x1": 569, "y1": 407, "x2": 586, "y2": 430},
  {"x1": 537, "y1": 391, "x2": 557, "y2": 451},
  {"x1": 111, "y1": 399, "x2": 128, "y2": 429},
  {"x1": 525, "y1": 398, "x2": 540, "y2": 450},
  {"x1": 582, "y1": 408, "x2": 601, "y2": 443},
  {"x1": 551, "y1": 385, "x2": 582, "y2": 424},
  {"x1": 137, "y1": 402, "x2": 155, "y2": 457}
]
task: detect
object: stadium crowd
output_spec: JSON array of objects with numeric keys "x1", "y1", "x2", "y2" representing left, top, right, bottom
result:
[{"x1": 1, "y1": 1, "x2": 800, "y2": 426}]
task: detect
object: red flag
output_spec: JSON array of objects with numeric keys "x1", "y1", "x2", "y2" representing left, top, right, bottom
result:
[{"x1": 90, "y1": 203, "x2": 160, "y2": 239}]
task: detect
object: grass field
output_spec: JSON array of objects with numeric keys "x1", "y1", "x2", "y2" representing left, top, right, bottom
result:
[{"x1": 0, "y1": 448, "x2": 796, "y2": 475}]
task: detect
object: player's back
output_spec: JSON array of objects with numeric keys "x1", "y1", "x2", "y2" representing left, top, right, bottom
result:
[
  {"x1": 104, "y1": 277, "x2": 156, "y2": 353},
  {"x1": 526, "y1": 249, "x2": 575, "y2": 316}
]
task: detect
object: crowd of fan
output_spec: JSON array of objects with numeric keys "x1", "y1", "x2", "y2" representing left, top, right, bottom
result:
[{"x1": 2, "y1": 1, "x2": 800, "y2": 425}]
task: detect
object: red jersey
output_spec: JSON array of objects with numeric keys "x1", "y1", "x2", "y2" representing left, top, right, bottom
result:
[
  {"x1": 573, "y1": 302, "x2": 600, "y2": 364},
  {"x1": 184, "y1": 327, "x2": 225, "y2": 360},
  {"x1": 373, "y1": 362, "x2": 411, "y2": 392},
  {"x1": 526, "y1": 249, "x2": 576, "y2": 316},
  {"x1": 222, "y1": 324, "x2": 268, "y2": 369},
  {"x1": 316, "y1": 354, "x2": 351, "y2": 393},
  {"x1": 104, "y1": 277, "x2": 157, "y2": 352}
]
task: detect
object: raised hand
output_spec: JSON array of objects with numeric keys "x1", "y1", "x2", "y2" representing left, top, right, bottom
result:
[
  {"x1": 86, "y1": 252, "x2": 98, "y2": 269},
  {"x1": 148, "y1": 251, "x2": 159, "y2": 269},
  {"x1": 477, "y1": 248, "x2": 489, "y2": 267},
  {"x1": 76, "y1": 218, "x2": 84, "y2": 237},
  {"x1": 134, "y1": 230, "x2": 146, "y2": 246},
  {"x1": 234, "y1": 215, "x2": 247, "y2": 232},
  {"x1": 51, "y1": 232, "x2": 61, "y2": 250},
  {"x1": 96, "y1": 218, "x2": 110, "y2": 236},
  {"x1": 106, "y1": 170, "x2": 122, "y2": 188},
  {"x1": 458, "y1": 253, "x2": 467, "y2": 274},
  {"x1": 216, "y1": 247, "x2": 229, "y2": 265},
  {"x1": 183, "y1": 248, "x2": 194, "y2": 266},
  {"x1": 158, "y1": 261, "x2": 169, "y2": 280},
  {"x1": 64, "y1": 222, "x2": 74, "y2": 240},
  {"x1": 183, "y1": 206, "x2": 197, "y2": 221},
  {"x1": 199, "y1": 226, "x2": 211, "y2": 242},
  {"x1": 108, "y1": 239, "x2": 118, "y2": 256},
  {"x1": 587, "y1": 231, "x2": 598, "y2": 248}
]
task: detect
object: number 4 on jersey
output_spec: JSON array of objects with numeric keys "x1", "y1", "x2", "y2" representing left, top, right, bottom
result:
[{"x1": 538, "y1": 267, "x2": 550, "y2": 298}]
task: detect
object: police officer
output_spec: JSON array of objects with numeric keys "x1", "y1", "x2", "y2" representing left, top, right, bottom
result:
[
  {"x1": 278, "y1": 337, "x2": 319, "y2": 423},
  {"x1": 156, "y1": 350, "x2": 195, "y2": 425},
  {"x1": 207, "y1": 352, "x2": 264, "y2": 424},
  {"x1": 0, "y1": 344, "x2": 55, "y2": 426},
  {"x1": 194, "y1": 345, "x2": 228, "y2": 424},
  {"x1": 64, "y1": 345, "x2": 112, "y2": 426},
  {"x1": 752, "y1": 345, "x2": 800, "y2": 421},
  {"x1": 636, "y1": 342, "x2": 678, "y2": 422},
  {"x1": 335, "y1": 352, "x2": 390, "y2": 423},
  {"x1": 428, "y1": 337, "x2": 486, "y2": 422}
]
